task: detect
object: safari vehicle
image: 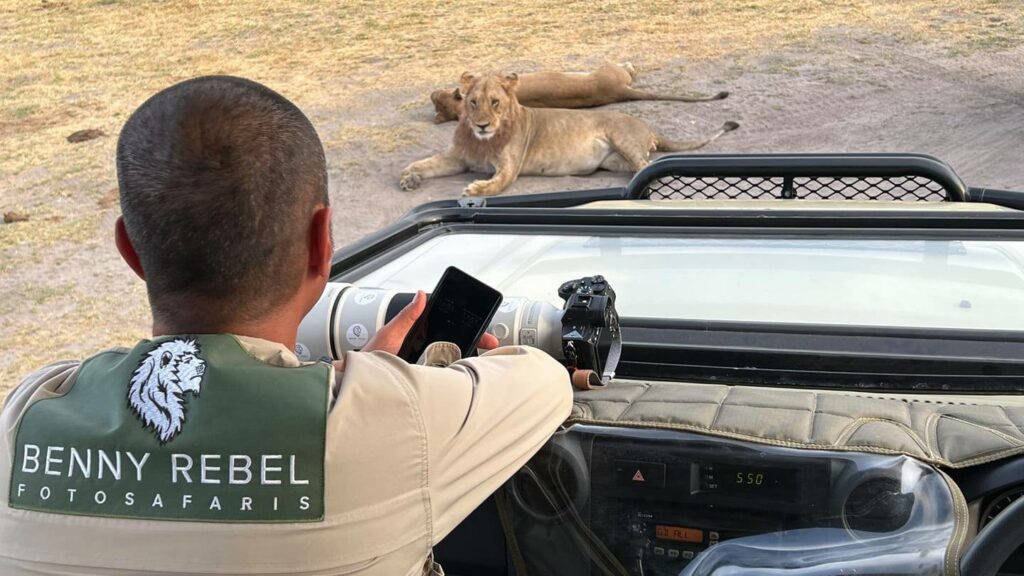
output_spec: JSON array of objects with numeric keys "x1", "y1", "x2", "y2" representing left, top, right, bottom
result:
[{"x1": 298, "y1": 153, "x2": 1024, "y2": 576}]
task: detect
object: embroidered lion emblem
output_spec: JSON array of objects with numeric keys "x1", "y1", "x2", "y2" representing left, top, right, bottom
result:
[{"x1": 128, "y1": 338, "x2": 207, "y2": 444}]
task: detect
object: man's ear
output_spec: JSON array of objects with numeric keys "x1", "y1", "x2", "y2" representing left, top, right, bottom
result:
[
  {"x1": 115, "y1": 216, "x2": 146, "y2": 281},
  {"x1": 308, "y1": 205, "x2": 333, "y2": 279}
]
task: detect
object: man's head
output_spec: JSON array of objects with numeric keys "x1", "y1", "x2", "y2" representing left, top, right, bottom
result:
[{"x1": 115, "y1": 76, "x2": 333, "y2": 333}]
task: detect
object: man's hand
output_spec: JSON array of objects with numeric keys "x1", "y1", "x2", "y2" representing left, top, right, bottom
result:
[{"x1": 362, "y1": 290, "x2": 500, "y2": 356}]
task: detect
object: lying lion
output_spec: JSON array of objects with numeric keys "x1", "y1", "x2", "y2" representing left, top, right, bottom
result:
[
  {"x1": 401, "y1": 71, "x2": 738, "y2": 197},
  {"x1": 430, "y1": 63, "x2": 728, "y2": 123}
]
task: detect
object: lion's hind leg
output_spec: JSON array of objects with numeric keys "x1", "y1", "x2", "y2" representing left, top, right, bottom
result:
[
  {"x1": 604, "y1": 132, "x2": 655, "y2": 173},
  {"x1": 400, "y1": 153, "x2": 467, "y2": 191},
  {"x1": 599, "y1": 153, "x2": 637, "y2": 173}
]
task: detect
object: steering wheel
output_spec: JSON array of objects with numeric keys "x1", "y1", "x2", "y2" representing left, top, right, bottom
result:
[{"x1": 961, "y1": 496, "x2": 1024, "y2": 576}]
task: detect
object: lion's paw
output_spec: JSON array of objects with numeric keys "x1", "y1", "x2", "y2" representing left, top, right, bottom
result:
[
  {"x1": 400, "y1": 171, "x2": 422, "y2": 191},
  {"x1": 463, "y1": 180, "x2": 492, "y2": 197}
]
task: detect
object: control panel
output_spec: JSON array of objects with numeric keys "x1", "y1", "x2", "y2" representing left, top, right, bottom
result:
[
  {"x1": 506, "y1": 425, "x2": 950, "y2": 576},
  {"x1": 587, "y1": 435, "x2": 831, "y2": 575}
]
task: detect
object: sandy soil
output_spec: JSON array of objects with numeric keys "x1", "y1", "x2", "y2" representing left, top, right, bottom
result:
[
  {"x1": 333, "y1": 32, "x2": 1024, "y2": 246},
  {"x1": 3, "y1": 24, "x2": 1024, "y2": 399}
]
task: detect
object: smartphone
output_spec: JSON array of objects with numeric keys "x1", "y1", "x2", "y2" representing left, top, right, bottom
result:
[{"x1": 397, "y1": 267, "x2": 503, "y2": 363}]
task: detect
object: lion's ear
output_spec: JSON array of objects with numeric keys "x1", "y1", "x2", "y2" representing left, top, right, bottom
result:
[
  {"x1": 451, "y1": 87, "x2": 463, "y2": 101},
  {"x1": 459, "y1": 72, "x2": 477, "y2": 95},
  {"x1": 501, "y1": 72, "x2": 520, "y2": 92}
]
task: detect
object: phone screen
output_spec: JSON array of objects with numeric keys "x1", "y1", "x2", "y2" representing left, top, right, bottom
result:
[{"x1": 397, "y1": 267, "x2": 504, "y2": 363}]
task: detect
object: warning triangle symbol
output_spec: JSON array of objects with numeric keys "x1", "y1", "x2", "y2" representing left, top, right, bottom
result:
[
  {"x1": 564, "y1": 330, "x2": 584, "y2": 339},
  {"x1": 632, "y1": 470, "x2": 646, "y2": 482}
]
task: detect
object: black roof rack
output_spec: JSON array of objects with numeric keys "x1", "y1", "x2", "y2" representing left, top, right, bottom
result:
[
  {"x1": 331, "y1": 153, "x2": 1024, "y2": 276},
  {"x1": 396, "y1": 153, "x2": 1023, "y2": 211},
  {"x1": 625, "y1": 153, "x2": 968, "y2": 202}
]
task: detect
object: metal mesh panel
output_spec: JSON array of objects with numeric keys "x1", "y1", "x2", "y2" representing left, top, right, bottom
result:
[{"x1": 642, "y1": 175, "x2": 948, "y2": 202}]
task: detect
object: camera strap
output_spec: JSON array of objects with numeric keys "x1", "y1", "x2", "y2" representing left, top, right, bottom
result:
[
  {"x1": 570, "y1": 313, "x2": 622, "y2": 391},
  {"x1": 602, "y1": 312, "x2": 622, "y2": 384}
]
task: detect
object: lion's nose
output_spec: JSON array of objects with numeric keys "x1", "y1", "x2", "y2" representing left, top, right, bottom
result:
[
  {"x1": 195, "y1": 363, "x2": 206, "y2": 376},
  {"x1": 475, "y1": 122, "x2": 490, "y2": 131}
]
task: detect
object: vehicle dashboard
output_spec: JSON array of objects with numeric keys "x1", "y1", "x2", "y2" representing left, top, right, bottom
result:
[{"x1": 436, "y1": 425, "x2": 1024, "y2": 575}]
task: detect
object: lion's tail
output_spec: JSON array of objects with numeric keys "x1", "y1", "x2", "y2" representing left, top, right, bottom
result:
[
  {"x1": 655, "y1": 121, "x2": 739, "y2": 152},
  {"x1": 624, "y1": 87, "x2": 729, "y2": 103}
]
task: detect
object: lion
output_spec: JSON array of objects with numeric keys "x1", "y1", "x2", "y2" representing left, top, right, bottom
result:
[
  {"x1": 429, "y1": 63, "x2": 728, "y2": 123},
  {"x1": 401, "y1": 71, "x2": 739, "y2": 197},
  {"x1": 127, "y1": 338, "x2": 207, "y2": 444}
]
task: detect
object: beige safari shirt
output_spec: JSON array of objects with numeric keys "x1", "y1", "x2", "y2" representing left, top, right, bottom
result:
[{"x1": 0, "y1": 336, "x2": 573, "y2": 575}]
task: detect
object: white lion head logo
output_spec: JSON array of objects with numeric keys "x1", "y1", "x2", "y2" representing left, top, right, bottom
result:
[{"x1": 127, "y1": 338, "x2": 206, "y2": 444}]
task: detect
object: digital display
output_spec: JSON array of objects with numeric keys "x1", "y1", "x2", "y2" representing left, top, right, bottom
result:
[
  {"x1": 699, "y1": 463, "x2": 799, "y2": 500},
  {"x1": 655, "y1": 525, "x2": 703, "y2": 543},
  {"x1": 397, "y1": 267, "x2": 503, "y2": 362}
]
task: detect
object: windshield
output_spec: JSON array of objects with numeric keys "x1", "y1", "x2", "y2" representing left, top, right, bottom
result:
[{"x1": 354, "y1": 232, "x2": 1024, "y2": 332}]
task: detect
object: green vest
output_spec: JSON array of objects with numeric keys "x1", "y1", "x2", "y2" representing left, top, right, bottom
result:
[{"x1": 7, "y1": 335, "x2": 330, "y2": 523}]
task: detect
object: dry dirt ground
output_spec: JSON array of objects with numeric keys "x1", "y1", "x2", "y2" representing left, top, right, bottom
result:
[{"x1": 2, "y1": 1, "x2": 1024, "y2": 400}]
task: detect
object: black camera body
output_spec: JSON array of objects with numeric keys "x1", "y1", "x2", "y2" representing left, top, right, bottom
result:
[{"x1": 558, "y1": 275, "x2": 620, "y2": 386}]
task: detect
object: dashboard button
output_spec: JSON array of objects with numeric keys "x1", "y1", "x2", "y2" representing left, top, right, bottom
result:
[
  {"x1": 683, "y1": 550, "x2": 695, "y2": 560},
  {"x1": 653, "y1": 547, "x2": 665, "y2": 556},
  {"x1": 615, "y1": 460, "x2": 666, "y2": 488},
  {"x1": 668, "y1": 549, "x2": 680, "y2": 559}
]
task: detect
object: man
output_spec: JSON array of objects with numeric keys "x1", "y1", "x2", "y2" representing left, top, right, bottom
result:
[{"x1": 0, "y1": 76, "x2": 573, "y2": 575}]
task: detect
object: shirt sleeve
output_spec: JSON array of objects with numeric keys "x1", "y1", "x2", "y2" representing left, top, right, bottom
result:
[{"x1": 390, "y1": 345, "x2": 574, "y2": 544}]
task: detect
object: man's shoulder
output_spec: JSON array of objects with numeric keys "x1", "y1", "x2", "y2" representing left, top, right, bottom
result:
[
  {"x1": 20, "y1": 346, "x2": 133, "y2": 385},
  {"x1": 2, "y1": 347, "x2": 131, "y2": 418}
]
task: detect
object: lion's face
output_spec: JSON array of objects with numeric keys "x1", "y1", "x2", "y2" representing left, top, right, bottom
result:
[
  {"x1": 459, "y1": 72, "x2": 519, "y2": 140},
  {"x1": 127, "y1": 338, "x2": 207, "y2": 443},
  {"x1": 430, "y1": 88, "x2": 462, "y2": 123}
]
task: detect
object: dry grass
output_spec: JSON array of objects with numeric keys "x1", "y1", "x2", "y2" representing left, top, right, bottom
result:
[
  {"x1": 2, "y1": 0, "x2": 1023, "y2": 398},
  {"x1": 4, "y1": 1, "x2": 1023, "y2": 184}
]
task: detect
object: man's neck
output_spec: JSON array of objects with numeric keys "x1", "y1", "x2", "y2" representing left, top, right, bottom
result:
[{"x1": 153, "y1": 318, "x2": 299, "y2": 352}]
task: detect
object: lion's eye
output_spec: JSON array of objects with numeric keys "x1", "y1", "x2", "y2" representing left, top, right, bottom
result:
[
  {"x1": 469, "y1": 100, "x2": 477, "y2": 109},
  {"x1": 182, "y1": 356, "x2": 191, "y2": 364},
  {"x1": 491, "y1": 99, "x2": 499, "y2": 108}
]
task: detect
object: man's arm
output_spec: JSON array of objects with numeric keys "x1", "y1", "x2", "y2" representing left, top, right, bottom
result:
[
  {"x1": 330, "y1": 290, "x2": 571, "y2": 542},
  {"x1": 401, "y1": 345, "x2": 573, "y2": 543}
]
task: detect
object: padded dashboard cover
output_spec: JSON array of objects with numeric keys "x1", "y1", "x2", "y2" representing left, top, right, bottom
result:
[{"x1": 568, "y1": 381, "x2": 1024, "y2": 469}]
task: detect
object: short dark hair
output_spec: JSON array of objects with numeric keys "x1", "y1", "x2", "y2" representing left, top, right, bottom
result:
[{"x1": 116, "y1": 76, "x2": 328, "y2": 324}]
